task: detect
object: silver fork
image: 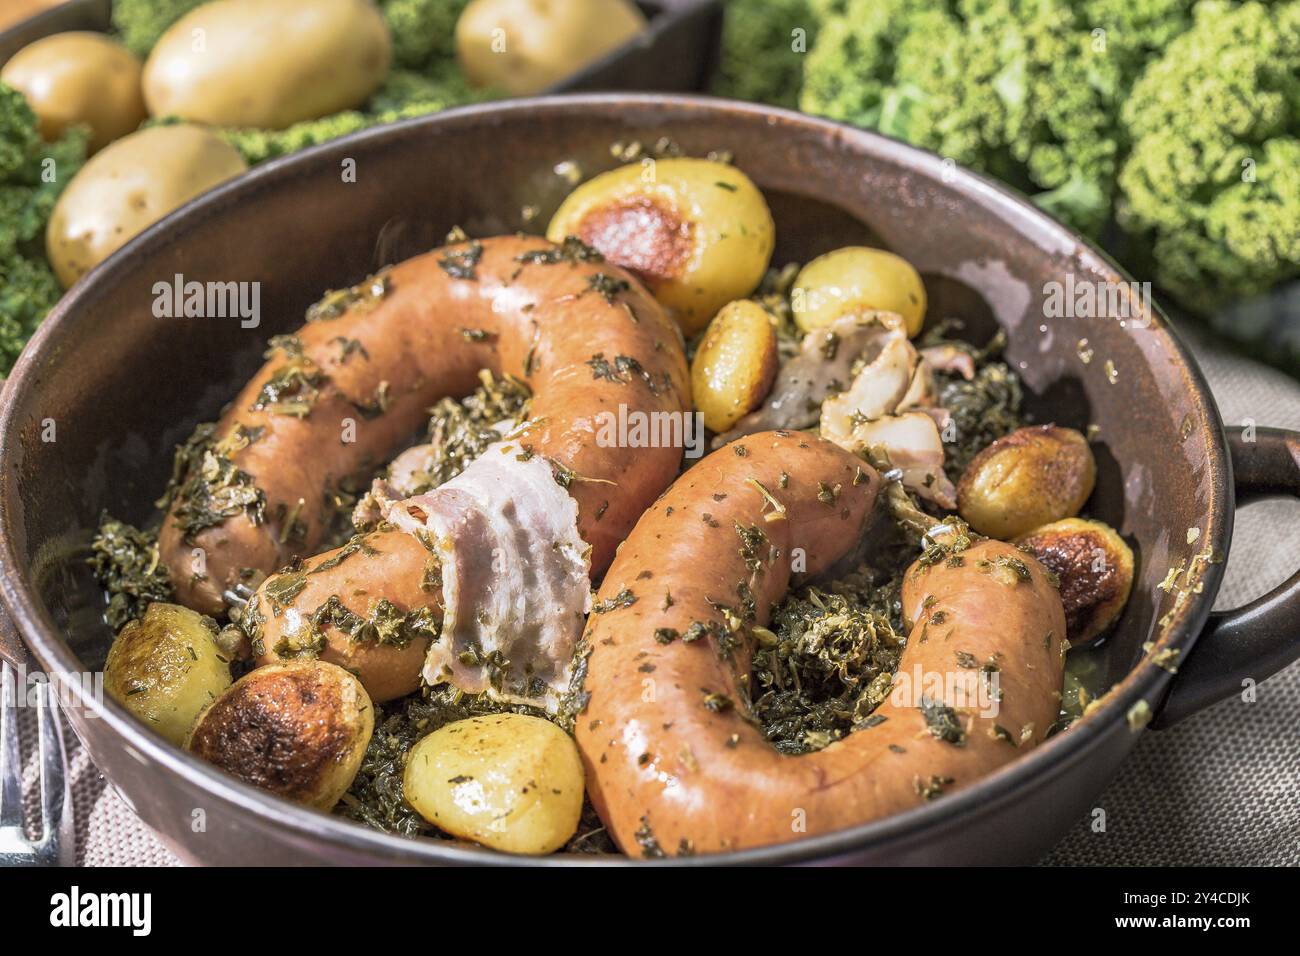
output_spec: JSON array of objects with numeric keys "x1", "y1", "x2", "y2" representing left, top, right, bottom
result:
[{"x1": 0, "y1": 661, "x2": 74, "y2": 866}]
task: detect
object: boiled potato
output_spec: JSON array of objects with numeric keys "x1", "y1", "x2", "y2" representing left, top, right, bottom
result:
[
  {"x1": 956, "y1": 425, "x2": 1096, "y2": 540},
  {"x1": 792, "y1": 246, "x2": 927, "y2": 336},
  {"x1": 457, "y1": 0, "x2": 645, "y2": 96},
  {"x1": 187, "y1": 660, "x2": 373, "y2": 810},
  {"x1": 104, "y1": 602, "x2": 232, "y2": 747},
  {"x1": 692, "y1": 299, "x2": 779, "y2": 432},
  {"x1": 404, "y1": 713, "x2": 583, "y2": 855},
  {"x1": 143, "y1": 0, "x2": 391, "y2": 129},
  {"x1": 45, "y1": 124, "x2": 247, "y2": 288},
  {"x1": 1017, "y1": 518, "x2": 1134, "y2": 644},
  {"x1": 1, "y1": 32, "x2": 146, "y2": 153},
  {"x1": 548, "y1": 157, "x2": 775, "y2": 335}
]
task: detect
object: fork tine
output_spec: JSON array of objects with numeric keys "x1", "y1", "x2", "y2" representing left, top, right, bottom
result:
[
  {"x1": 36, "y1": 679, "x2": 73, "y2": 863},
  {"x1": 0, "y1": 662, "x2": 23, "y2": 830}
]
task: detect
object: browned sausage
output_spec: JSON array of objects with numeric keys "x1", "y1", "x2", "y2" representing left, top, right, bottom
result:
[
  {"x1": 160, "y1": 234, "x2": 689, "y2": 616},
  {"x1": 575, "y1": 430, "x2": 1067, "y2": 856}
]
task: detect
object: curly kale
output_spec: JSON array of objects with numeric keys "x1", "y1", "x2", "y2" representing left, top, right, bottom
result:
[
  {"x1": 714, "y1": 0, "x2": 820, "y2": 109},
  {"x1": 1117, "y1": 0, "x2": 1300, "y2": 313},
  {"x1": 801, "y1": 0, "x2": 1126, "y2": 237},
  {"x1": 110, "y1": 0, "x2": 207, "y2": 58},
  {"x1": 380, "y1": 0, "x2": 472, "y2": 72},
  {"x1": 1, "y1": 83, "x2": 87, "y2": 374}
]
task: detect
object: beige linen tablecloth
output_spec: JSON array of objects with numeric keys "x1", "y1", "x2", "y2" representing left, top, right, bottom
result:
[{"x1": 15, "y1": 325, "x2": 1300, "y2": 866}]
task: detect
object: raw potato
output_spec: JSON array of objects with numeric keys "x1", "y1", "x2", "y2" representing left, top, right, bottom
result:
[
  {"x1": 404, "y1": 713, "x2": 584, "y2": 855},
  {"x1": 793, "y1": 246, "x2": 928, "y2": 336},
  {"x1": 691, "y1": 299, "x2": 779, "y2": 432},
  {"x1": 1017, "y1": 518, "x2": 1134, "y2": 644},
  {"x1": 457, "y1": 0, "x2": 646, "y2": 96},
  {"x1": 1, "y1": 32, "x2": 146, "y2": 153},
  {"x1": 104, "y1": 603, "x2": 232, "y2": 747},
  {"x1": 548, "y1": 157, "x2": 775, "y2": 335},
  {"x1": 45, "y1": 124, "x2": 247, "y2": 288},
  {"x1": 186, "y1": 660, "x2": 373, "y2": 811},
  {"x1": 143, "y1": 0, "x2": 391, "y2": 129},
  {"x1": 956, "y1": 425, "x2": 1096, "y2": 540}
]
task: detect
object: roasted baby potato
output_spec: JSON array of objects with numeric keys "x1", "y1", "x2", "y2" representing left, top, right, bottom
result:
[
  {"x1": 104, "y1": 603, "x2": 233, "y2": 747},
  {"x1": 457, "y1": 0, "x2": 645, "y2": 96},
  {"x1": 547, "y1": 157, "x2": 775, "y2": 335},
  {"x1": 691, "y1": 299, "x2": 779, "y2": 432},
  {"x1": 187, "y1": 660, "x2": 373, "y2": 810},
  {"x1": 792, "y1": 246, "x2": 927, "y2": 336},
  {"x1": 142, "y1": 0, "x2": 391, "y2": 129},
  {"x1": 1, "y1": 32, "x2": 146, "y2": 152},
  {"x1": 956, "y1": 425, "x2": 1096, "y2": 540},
  {"x1": 1017, "y1": 518, "x2": 1134, "y2": 644},
  {"x1": 404, "y1": 713, "x2": 584, "y2": 855},
  {"x1": 45, "y1": 124, "x2": 247, "y2": 287}
]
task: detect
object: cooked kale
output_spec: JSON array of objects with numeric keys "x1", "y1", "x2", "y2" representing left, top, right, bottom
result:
[{"x1": 88, "y1": 517, "x2": 174, "y2": 630}]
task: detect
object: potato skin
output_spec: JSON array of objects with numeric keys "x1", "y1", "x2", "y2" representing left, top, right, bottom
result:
[
  {"x1": 691, "y1": 299, "x2": 779, "y2": 432},
  {"x1": 793, "y1": 246, "x2": 927, "y2": 336},
  {"x1": 457, "y1": 0, "x2": 645, "y2": 96},
  {"x1": 142, "y1": 0, "x2": 391, "y2": 129},
  {"x1": 1016, "y1": 518, "x2": 1134, "y2": 644},
  {"x1": 1, "y1": 32, "x2": 146, "y2": 153},
  {"x1": 45, "y1": 124, "x2": 247, "y2": 288},
  {"x1": 548, "y1": 157, "x2": 775, "y2": 335},
  {"x1": 404, "y1": 713, "x2": 584, "y2": 855},
  {"x1": 187, "y1": 660, "x2": 373, "y2": 810},
  {"x1": 957, "y1": 425, "x2": 1096, "y2": 540},
  {"x1": 104, "y1": 602, "x2": 232, "y2": 747}
]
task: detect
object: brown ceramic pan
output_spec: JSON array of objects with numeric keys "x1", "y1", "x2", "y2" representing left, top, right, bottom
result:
[{"x1": 1, "y1": 96, "x2": 1298, "y2": 865}]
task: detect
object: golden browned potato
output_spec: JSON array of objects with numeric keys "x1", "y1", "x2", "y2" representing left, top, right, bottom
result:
[
  {"x1": 691, "y1": 299, "x2": 779, "y2": 432},
  {"x1": 45, "y1": 124, "x2": 247, "y2": 288},
  {"x1": 956, "y1": 425, "x2": 1096, "y2": 540},
  {"x1": 404, "y1": 713, "x2": 584, "y2": 855},
  {"x1": 792, "y1": 246, "x2": 927, "y2": 336},
  {"x1": 104, "y1": 603, "x2": 233, "y2": 747},
  {"x1": 547, "y1": 157, "x2": 775, "y2": 335},
  {"x1": 1, "y1": 32, "x2": 146, "y2": 153},
  {"x1": 187, "y1": 660, "x2": 373, "y2": 810},
  {"x1": 142, "y1": 0, "x2": 391, "y2": 129},
  {"x1": 1017, "y1": 518, "x2": 1134, "y2": 644},
  {"x1": 456, "y1": 0, "x2": 645, "y2": 96}
]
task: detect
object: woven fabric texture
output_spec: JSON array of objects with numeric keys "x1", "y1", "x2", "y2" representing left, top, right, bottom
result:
[{"x1": 12, "y1": 325, "x2": 1300, "y2": 867}]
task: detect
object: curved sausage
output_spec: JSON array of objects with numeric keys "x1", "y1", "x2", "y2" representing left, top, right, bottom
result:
[
  {"x1": 160, "y1": 234, "x2": 690, "y2": 615},
  {"x1": 575, "y1": 430, "x2": 1067, "y2": 856}
]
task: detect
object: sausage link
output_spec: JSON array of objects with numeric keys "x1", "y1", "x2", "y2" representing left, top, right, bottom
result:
[
  {"x1": 575, "y1": 431, "x2": 1066, "y2": 856},
  {"x1": 160, "y1": 234, "x2": 689, "y2": 615}
]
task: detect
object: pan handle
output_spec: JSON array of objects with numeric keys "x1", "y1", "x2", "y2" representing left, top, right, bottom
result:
[{"x1": 1153, "y1": 426, "x2": 1300, "y2": 727}]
